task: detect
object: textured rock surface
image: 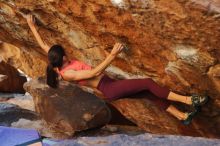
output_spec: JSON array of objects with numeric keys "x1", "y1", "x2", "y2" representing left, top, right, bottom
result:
[
  {"x1": 0, "y1": 60, "x2": 27, "y2": 93},
  {"x1": 111, "y1": 95, "x2": 213, "y2": 138},
  {"x1": 0, "y1": 94, "x2": 71, "y2": 138},
  {"x1": 24, "y1": 78, "x2": 111, "y2": 137},
  {"x1": 0, "y1": 93, "x2": 35, "y2": 111},
  {"x1": 3, "y1": 93, "x2": 35, "y2": 111},
  {"x1": 0, "y1": 103, "x2": 39, "y2": 126},
  {"x1": 0, "y1": 0, "x2": 220, "y2": 138},
  {"x1": 54, "y1": 133, "x2": 220, "y2": 146}
]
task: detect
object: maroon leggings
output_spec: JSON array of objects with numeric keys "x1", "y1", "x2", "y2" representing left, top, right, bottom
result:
[{"x1": 97, "y1": 75, "x2": 171, "y2": 110}]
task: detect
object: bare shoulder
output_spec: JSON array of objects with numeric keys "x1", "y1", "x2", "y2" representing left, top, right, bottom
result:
[{"x1": 61, "y1": 69, "x2": 76, "y2": 81}]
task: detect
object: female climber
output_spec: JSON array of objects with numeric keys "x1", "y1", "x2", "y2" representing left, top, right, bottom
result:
[{"x1": 26, "y1": 15, "x2": 209, "y2": 125}]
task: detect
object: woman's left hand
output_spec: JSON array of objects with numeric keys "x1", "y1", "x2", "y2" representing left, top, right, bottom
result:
[
  {"x1": 26, "y1": 14, "x2": 36, "y2": 27},
  {"x1": 110, "y1": 43, "x2": 124, "y2": 57}
]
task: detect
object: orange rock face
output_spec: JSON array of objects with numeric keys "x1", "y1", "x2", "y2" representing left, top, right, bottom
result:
[
  {"x1": 111, "y1": 95, "x2": 219, "y2": 138},
  {"x1": 0, "y1": 0, "x2": 219, "y2": 137}
]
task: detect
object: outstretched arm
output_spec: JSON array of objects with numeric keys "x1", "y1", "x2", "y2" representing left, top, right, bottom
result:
[
  {"x1": 62, "y1": 43, "x2": 124, "y2": 81},
  {"x1": 26, "y1": 15, "x2": 50, "y2": 53}
]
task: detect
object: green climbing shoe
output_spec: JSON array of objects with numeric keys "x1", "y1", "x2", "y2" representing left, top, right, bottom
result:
[
  {"x1": 191, "y1": 94, "x2": 209, "y2": 107},
  {"x1": 182, "y1": 107, "x2": 200, "y2": 125}
]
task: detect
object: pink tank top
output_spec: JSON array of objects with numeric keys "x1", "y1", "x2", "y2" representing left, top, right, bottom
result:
[{"x1": 59, "y1": 59, "x2": 92, "y2": 85}]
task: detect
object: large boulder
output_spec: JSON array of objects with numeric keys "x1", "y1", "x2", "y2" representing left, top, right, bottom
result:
[
  {"x1": 24, "y1": 78, "x2": 111, "y2": 137},
  {"x1": 0, "y1": 60, "x2": 27, "y2": 93},
  {"x1": 0, "y1": 0, "x2": 219, "y2": 138},
  {"x1": 111, "y1": 95, "x2": 219, "y2": 138},
  {"x1": 95, "y1": 90, "x2": 220, "y2": 138}
]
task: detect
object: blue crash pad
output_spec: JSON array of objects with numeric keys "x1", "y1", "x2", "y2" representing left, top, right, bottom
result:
[{"x1": 0, "y1": 126, "x2": 41, "y2": 146}]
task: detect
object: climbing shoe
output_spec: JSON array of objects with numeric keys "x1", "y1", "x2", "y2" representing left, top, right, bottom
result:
[
  {"x1": 182, "y1": 107, "x2": 200, "y2": 125},
  {"x1": 191, "y1": 94, "x2": 209, "y2": 107}
]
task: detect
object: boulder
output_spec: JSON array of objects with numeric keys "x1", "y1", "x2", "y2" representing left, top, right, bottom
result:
[
  {"x1": 24, "y1": 78, "x2": 111, "y2": 137},
  {"x1": 111, "y1": 94, "x2": 219, "y2": 138},
  {"x1": 0, "y1": 60, "x2": 27, "y2": 93}
]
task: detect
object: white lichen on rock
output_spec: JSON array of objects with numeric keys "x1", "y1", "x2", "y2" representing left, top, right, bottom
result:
[
  {"x1": 173, "y1": 45, "x2": 216, "y2": 72},
  {"x1": 174, "y1": 45, "x2": 199, "y2": 61}
]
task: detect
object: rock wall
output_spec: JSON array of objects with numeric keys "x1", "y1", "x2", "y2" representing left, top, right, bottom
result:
[
  {"x1": 0, "y1": 0, "x2": 219, "y2": 137},
  {"x1": 0, "y1": 42, "x2": 47, "y2": 77},
  {"x1": 0, "y1": 60, "x2": 27, "y2": 93},
  {"x1": 111, "y1": 96, "x2": 218, "y2": 138}
]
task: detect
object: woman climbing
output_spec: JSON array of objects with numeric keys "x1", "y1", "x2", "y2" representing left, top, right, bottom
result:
[{"x1": 26, "y1": 15, "x2": 209, "y2": 125}]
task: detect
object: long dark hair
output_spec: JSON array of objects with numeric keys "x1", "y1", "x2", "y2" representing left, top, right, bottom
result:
[{"x1": 46, "y1": 45, "x2": 66, "y2": 88}]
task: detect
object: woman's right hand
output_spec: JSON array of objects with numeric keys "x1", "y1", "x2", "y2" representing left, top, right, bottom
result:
[
  {"x1": 110, "y1": 43, "x2": 124, "y2": 57},
  {"x1": 26, "y1": 14, "x2": 36, "y2": 27}
]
